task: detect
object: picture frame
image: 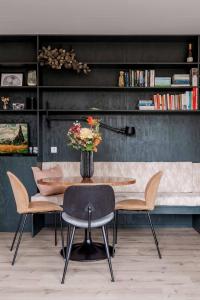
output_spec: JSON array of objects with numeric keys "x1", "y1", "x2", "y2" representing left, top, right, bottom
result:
[
  {"x1": 1, "y1": 73, "x2": 23, "y2": 87},
  {"x1": 0, "y1": 123, "x2": 29, "y2": 154}
]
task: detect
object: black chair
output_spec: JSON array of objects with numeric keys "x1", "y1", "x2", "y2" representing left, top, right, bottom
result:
[{"x1": 61, "y1": 185, "x2": 115, "y2": 283}]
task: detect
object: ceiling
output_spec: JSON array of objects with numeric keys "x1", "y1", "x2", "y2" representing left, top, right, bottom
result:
[{"x1": 0, "y1": 0, "x2": 200, "y2": 35}]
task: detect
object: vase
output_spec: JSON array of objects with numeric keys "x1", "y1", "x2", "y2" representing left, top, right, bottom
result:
[{"x1": 80, "y1": 151, "x2": 94, "y2": 178}]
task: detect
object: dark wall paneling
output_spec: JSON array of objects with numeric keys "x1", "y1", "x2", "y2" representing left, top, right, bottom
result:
[
  {"x1": 0, "y1": 35, "x2": 37, "y2": 62},
  {"x1": 0, "y1": 157, "x2": 37, "y2": 231},
  {"x1": 41, "y1": 90, "x2": 127, "y2": 110},
  {"x1": 1, "y1": 34, "x2": 200, "y2": 231},
  {"x1": 38, "y1": 35, "x2": 198, "y2": 62},
  {"x1": 42, "y1": 114, "x2": 200, "y2": 162}
]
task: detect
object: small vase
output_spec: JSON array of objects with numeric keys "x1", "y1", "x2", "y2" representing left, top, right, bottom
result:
[{"x1": 80, "y1": 151, "x2": 94, "y2": 178}]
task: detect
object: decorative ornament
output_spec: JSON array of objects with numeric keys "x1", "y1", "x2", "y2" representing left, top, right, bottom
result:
[
  {"x1": 1, "y1": 96, "x2": 10, "y2": 110},
  {"x1": 38, "y1": 46, "x2": 91, "y2": 74},
  {"x1": 118, "y1": 71, "x2": 125, "y2": 87}
]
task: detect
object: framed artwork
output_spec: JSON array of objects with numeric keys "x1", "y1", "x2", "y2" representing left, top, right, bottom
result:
[
  {"x1": 1, "y1": 73, "x2": 23, "y2": 86},
  {"x1": 0, "y1": 123, "x2": 29, "y2": 154}
]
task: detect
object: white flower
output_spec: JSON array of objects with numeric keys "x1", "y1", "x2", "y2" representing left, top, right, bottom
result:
[{"x1": 80, "y1": 128, "x2": 93, "y2": 140}]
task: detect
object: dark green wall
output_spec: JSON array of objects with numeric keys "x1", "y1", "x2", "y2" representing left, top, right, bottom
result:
[{"x1": 0, "y1": 157, "x2": 37, "y2": 231}]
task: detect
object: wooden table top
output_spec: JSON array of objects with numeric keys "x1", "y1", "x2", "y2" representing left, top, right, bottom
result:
[{"x1": 38, "y1": 176, "x2": 136, "y2": 187}]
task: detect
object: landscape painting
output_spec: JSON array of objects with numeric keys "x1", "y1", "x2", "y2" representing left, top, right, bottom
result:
[{"x1": 0, "y1": 123, "x2": 28, "y2": 154}]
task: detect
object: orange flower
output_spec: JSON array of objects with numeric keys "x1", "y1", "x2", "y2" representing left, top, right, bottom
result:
[{"x1": 87, "y1": 116, "x2": 95, "y2": 126}]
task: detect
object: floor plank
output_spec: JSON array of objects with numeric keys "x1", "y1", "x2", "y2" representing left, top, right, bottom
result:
[{"x1": 1, "y1": 228, "x2": 200, "y2": 300}]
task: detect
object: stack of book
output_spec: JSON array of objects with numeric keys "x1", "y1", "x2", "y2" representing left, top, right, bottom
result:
[
  {"x1": 122, "y1": 70, "x2": 155, "y2": 87},
  {"x1": 172, "y1": 74, "x2": 190, "y2": 87},
  {"x1": 155, "y1": 77, "x2": 171, "y2": 87},
  {"x1": 152, "y1": 88, "x2": 198, "y2": 110},
  {"x1": 138, "y1": 100, "x2": 155, "y2": 110}
]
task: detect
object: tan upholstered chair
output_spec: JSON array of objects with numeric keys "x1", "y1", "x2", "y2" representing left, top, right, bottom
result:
[
  {"x1": 7, "y1": 171, "x2": 63, "y2": 265},
  {"x1": 115, "y1": 171, "x2": 163, "y2": 259}
]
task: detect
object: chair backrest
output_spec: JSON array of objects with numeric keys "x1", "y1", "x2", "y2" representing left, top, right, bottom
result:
[
  {"x1": 7, "y1": 171, "x2": 29, "y2": 214},
  {"x1": 145, "y1": 171, "x2": 163, "y2": 210},
  {"x1": 63, "y1": 185, "x2": 115, "y2": 220}
]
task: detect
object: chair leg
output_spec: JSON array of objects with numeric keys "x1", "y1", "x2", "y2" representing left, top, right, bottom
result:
[
  {"x1": 12, "y1": 214, "x2": 28, "y2": 266},
  {"x1": 146, "y1": 212, "x2": 162, "y2": 259},
  {"x1": 101, "y1": 226, "x2": 115, "y2": 282},
  {"x1": 60, "y1": 212, "x2": 65, "y2": 259},
  {"x1": 115, "y1": 210, "x2": 118, "y2": 245},
  {"x1": 10, "y1": 215, "x2": 23, "y2": 251},
  {"x1": 54, "y1": 213, "x2": 57, "y2": 246},
  {"x1": 112, "y1": 217, "x2": 116, "y2": 257},
  {"x1": 66, "y1": 224, "x2": 71, "y2": 249},
  {"x1": 61, "y1": 226, "x2": 76, "y2": 284}
]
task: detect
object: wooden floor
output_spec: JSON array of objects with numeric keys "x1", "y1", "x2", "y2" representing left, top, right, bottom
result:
[{"x1": 1, "y1": 228, "x2": 200, "y2": 300}]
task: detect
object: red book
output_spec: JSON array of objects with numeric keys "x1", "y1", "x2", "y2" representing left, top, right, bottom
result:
[{"x1": 192, "y1": 87, "x2": 198, "y2": 110}]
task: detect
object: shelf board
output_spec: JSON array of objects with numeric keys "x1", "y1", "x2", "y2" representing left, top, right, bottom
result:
[
  {"x1": 0, "y1": 109, "x2": 37, "y2": 114},
  {"x1": 0, "y1": 153, "x2": 38, "y2": 157},
  {"x1": 0, "y1": 62, "x2": 37, "y2": 66},
  {"x1": 39, "y1": 86, "x2": 195, "y2": 90},
  {"x1": 0, "y1": 86, "x2": 37, "y2": 89},
  {"x1": 44, "y1": 109, "x2": 200, "y2": 115},
  {"x1": 86, "y1": 62, "x2": 199, "y2": 68}
]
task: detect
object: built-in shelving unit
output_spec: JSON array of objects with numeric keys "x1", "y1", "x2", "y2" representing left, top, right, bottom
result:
[{"x1": 0, "y1": 34, "x2": 200, "y2": 161}]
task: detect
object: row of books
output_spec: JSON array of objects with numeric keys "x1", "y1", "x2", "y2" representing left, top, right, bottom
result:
[
  {"x1": 123, "y1": 70, "x2": 155, "y2": 87},
  {"x1": 120, "y1": 68, "x2": 198, "y2": 88},
  {"x1": 138, "y1": 87, "x2": 198, "y2": 111}
]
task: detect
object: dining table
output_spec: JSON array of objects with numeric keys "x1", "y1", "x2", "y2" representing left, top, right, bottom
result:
[{"x1": 38, "y1": 176, "x2": 136, "y2": 261}]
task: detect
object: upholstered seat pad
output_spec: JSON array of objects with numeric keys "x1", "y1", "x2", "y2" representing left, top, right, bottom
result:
[
  {"x1": 25, "y1": 201, "x2": 63, "y2": 213},
  {"x1": 62, "y1": 212, "x2": 114, "y2": 228},
  {"x1": 116, "y1": 199, "x2": 147, "y2": 210}
]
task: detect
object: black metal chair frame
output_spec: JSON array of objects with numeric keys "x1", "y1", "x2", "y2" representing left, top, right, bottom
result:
[
  {"x1": 61, "y1": 185, "x2": 115, "y2": 283},
  {"x1": 115, "y1": 210, "x2": 162, "y2": 259},
  {"x1": 10, "y1": 211, "x2": 63, "y2": 266}
]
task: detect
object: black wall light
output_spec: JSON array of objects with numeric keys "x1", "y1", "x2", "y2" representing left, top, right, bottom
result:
[{"x1": 46, "y1": 113, "x2": 135, "y2": 137}]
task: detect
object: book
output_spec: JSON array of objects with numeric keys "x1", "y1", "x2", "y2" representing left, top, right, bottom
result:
[
  {"x1": 192, "y1": 87, "x2": 198, "y2": 110},
  {"x1": 155, "y1": 77, "x2": 171, "y2": 87},
  {"x1": 150, "y1": 70, "x2": 155, "y2": 87},
  {"x1": 138, "y1": 105, "x2": 155, "y2": 110}
]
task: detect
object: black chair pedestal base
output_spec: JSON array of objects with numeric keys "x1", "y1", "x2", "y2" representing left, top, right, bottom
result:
[{"x1": 61, "y1": 242, "x2": 113, "y2": 261}]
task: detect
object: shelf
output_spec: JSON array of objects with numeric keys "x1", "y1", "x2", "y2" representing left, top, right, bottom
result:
[
  {"x1": 0, "y1": 153, "x2": 38, "y2": 157},
  {"x1": 86, "y1": 62, "x2": 199, "y2": 68},
  {"x1": 43, "y1": 109, "x2": 200, "y2": 115},
  {"x1": 0, "y1": 110, "x2": 37, "y2": 114},
  {"x1": 0, "y1": 62, "x2": 37, "y2": 67},
  {"x1": 0, "y1": 86, "x2": 37, "y2": 90},
  {"x1": 39, "y1": 86, "x2": 195, "y2": 91}
]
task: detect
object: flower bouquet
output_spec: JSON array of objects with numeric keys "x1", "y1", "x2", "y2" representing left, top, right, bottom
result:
[{"x1": 67, "y1": 117, "x2": 102, "y2": 178}]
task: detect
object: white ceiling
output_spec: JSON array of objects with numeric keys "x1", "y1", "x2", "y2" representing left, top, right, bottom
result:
[{"x1": 0, "y1": 0, "x2": 200, "y2": 35}]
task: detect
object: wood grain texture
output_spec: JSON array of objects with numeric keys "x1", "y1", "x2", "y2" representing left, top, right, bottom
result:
[
  {"x1": 38, "y1": 176, "x2": 136, "y2": 187},
  {"x1": 1, "y1": 228, "x2": 200, "y2": 300}
]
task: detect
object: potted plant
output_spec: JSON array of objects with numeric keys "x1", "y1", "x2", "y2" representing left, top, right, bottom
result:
[{"x1": 67, "y1": 116, "x2": 102, "y2": 178}]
